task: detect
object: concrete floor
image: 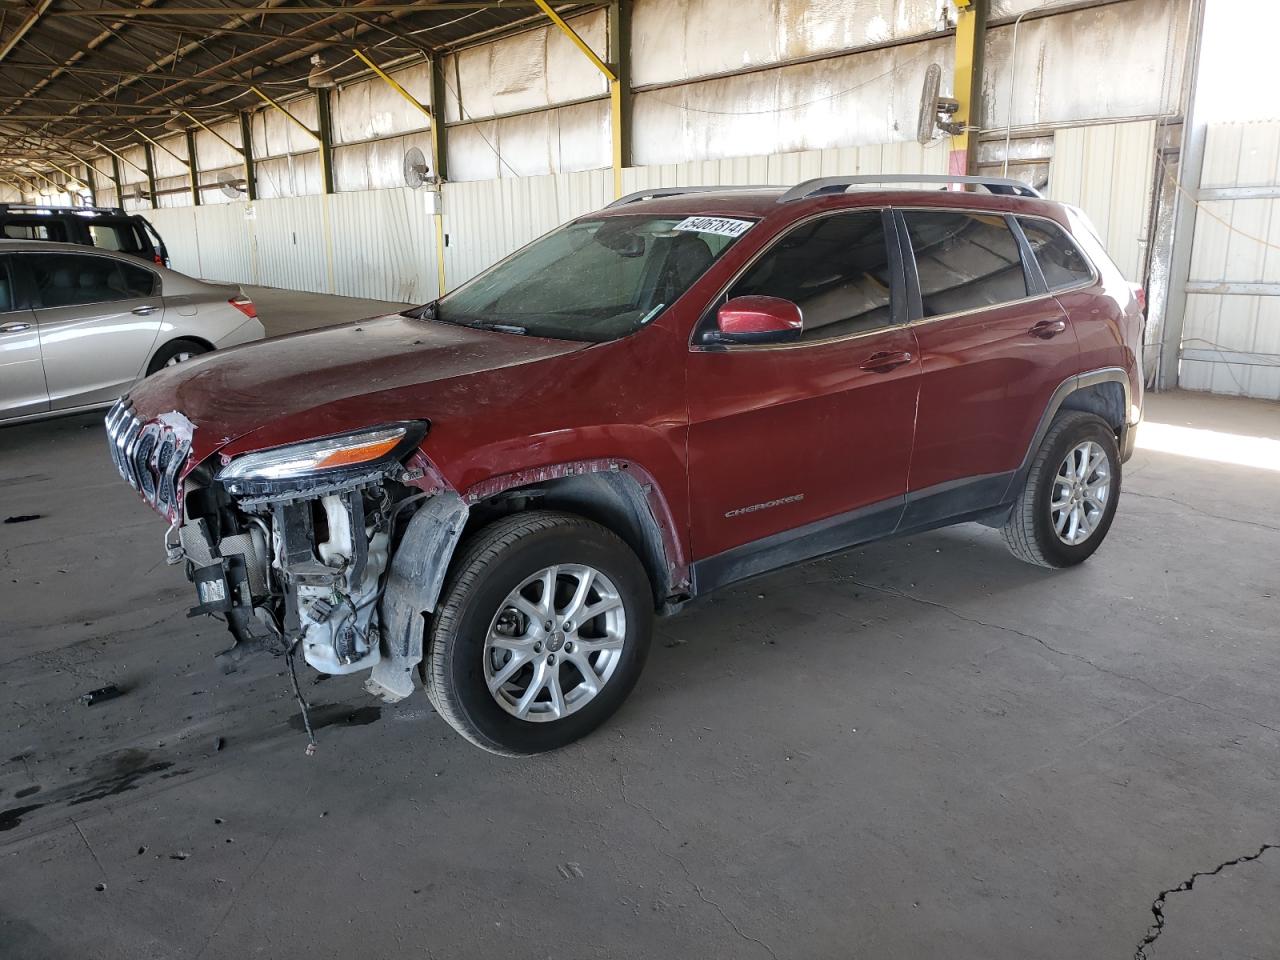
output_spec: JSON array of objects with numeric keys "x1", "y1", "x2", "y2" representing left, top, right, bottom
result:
[{"x1": 1, "y1": 288, "x2": 1277, "y2": 959}]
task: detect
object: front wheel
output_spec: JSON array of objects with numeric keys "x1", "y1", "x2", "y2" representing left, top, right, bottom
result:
[
  {"x1": 1003, "y1": 410, "x2": 1121, "y2": 568},
  {"x1": 423, "y1": 511, "x2": 653, "y2": 756}
]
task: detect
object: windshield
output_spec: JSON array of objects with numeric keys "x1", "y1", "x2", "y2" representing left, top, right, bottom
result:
[{"x1": 429, "y1": 214, "x2": 754, "y2": 342}]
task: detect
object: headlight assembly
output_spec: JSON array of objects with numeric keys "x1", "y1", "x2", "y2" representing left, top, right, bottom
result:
[{"x1": 217, "y1": 422, "x2": 427, "y2": 493}]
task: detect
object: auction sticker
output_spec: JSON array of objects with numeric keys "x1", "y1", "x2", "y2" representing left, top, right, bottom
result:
[{"x1": 672, "y1": 216, "x2": 754, "y2": 238}]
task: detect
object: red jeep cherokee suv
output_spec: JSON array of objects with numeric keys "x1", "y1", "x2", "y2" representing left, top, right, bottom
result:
[{"x1": 106, "y1": 175, "x2": 1143, "y2": 755}]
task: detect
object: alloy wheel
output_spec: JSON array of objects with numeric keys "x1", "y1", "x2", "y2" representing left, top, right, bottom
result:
[
  {"x1": 483, "y1": 564, "x2": 626, "y2": 722},
  {"x1": 1050, "y1": 439, "x2": 1111, "y2": 545}
]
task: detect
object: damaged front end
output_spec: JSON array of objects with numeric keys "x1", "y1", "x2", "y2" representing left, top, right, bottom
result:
[{"x1": 106, "y1": 400, "x2": 468, "y2": 703}]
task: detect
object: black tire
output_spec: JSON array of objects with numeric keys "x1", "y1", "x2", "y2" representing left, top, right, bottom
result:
[
  {"x1": 423, "y1": 511, "x2": 653, "y2": 756},
  {"x1": 146, "y1": 338, "x2": 210, "y2": 375},
  {"x1": 1002, "y1": 410, "x2": 1121, "y2": 568}
]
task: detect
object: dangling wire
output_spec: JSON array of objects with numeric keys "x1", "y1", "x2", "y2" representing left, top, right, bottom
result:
[{"x1": 285, "y1": 637, "x2": 318, "y2": 756}]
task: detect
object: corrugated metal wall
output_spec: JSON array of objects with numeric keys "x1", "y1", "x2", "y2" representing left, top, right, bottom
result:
[
  {"x1": 1177, "y1": 121, "x2": 1280, "y2": 401},
  {"x1": 1048, "y1": 120, "x2": 1158, "y2": 283},
  {"x1": 146, "y1": 125, "x2": 1160, "y2": 310}
]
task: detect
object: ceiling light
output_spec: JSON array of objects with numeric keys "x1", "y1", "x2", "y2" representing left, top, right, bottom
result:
[{"x1": 307, "y1": 54, "x2": 336, "y2": 90}]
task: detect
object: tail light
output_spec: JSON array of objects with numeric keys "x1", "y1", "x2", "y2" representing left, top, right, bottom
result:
[
  {"x1": 229, "y1": 295, "x2": 258, "y2": 320},
  {"x1": 153, "y1": 254, "x2": 164, "y2": 265},
  {"x1": 1131, "y1": 283, "x2": 1146, "y2": 313}
]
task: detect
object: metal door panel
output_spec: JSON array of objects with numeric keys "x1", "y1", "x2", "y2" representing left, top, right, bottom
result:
[
  {"x1": 0, "y1": 306, "x2": 47, "y2": 419},
  {"x1": 36, "y1": 298, "x2": 164, "y2": 409}
]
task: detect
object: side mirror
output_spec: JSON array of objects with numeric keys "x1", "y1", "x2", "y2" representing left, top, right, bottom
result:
[{"x1": 712, "y1": 296, "x2": 803, "y2": 345}]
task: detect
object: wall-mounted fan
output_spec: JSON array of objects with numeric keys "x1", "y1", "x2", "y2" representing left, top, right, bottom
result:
[
  {"x1": 403, "y1": 146, "x2": 431, "y2": 189},
  {"x1": 217, "y1": 170, "x2": 245, "y2": 199},
  {"x1": 916, "y1": 63, "x2": 962, "y2": 145}
]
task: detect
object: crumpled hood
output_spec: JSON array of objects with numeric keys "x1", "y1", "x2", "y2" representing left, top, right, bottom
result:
[{"x1": 127, "y1": 313, "x2": 589, "y2": 467}]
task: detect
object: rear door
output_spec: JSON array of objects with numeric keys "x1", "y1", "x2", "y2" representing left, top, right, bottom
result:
[
  {"x1": 899, "y1": 208, "x2": 1079, "y2": 525},
  {"x1": 21, "y1": 251, "x2": 165, "y2": 409},
  {"x1": 686, "y1": 209, "x2": 921, "y2": 580},
  {"x1": 0, "y1": 255, "x2": 48, "y2": 420}
]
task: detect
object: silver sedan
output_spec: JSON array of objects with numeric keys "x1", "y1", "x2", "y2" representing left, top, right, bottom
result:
[{"x1": 0, "y1": 238, "x2": 265, "y2": 423}]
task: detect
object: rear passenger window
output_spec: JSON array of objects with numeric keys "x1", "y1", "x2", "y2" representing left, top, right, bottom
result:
[
  {"x1": 26, "y1": 253, "x2": 156, "y2": 308},
  {"x1": 729, "y1": 211, "x2": 894, "y2": 342},
  {"x1": 89, "y1": 222, "x2": 145, "y2": 254},
  {"x1": 903, "y1": 211, "x2": 1027, "y2": 318},
  {"x1": 0, "y1": 259, "x2": 14, "y2": 312},
  {"x1": 1017, "y1": 217, "x2": 1094, "y2": 291},
  {"x1": 3, "y1": 219, "x2": 68, "y2": 242}
]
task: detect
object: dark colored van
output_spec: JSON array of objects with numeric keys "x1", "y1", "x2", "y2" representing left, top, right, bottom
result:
[{"x1": 0, "y1": 204, "x2": 169, "y2": 266}]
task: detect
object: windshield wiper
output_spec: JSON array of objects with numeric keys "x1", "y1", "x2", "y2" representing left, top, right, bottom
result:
[{"x1": 482, "y1": 322, "x2": 528, "y2": 335}]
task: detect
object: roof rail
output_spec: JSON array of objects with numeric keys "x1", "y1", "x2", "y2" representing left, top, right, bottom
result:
[
  {"x1": 605, "y1": 185, "x2": 774, "y2": 208},
  {"x1": 0, "y1": 203, "x2": 127, "y2": 215},
  {"x1": 776, "y1": 174, "x2": 1042, "y2": 204}
]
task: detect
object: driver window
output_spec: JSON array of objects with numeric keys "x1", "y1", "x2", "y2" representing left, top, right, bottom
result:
[{"x1": 728, "y1": 211, "x2": 894, "y2": 342}]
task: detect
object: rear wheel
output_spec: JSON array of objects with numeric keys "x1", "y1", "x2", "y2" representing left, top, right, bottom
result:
[
  {"x1": 147, "y1": 338, "x2": 210, "y2": 375},
  {"x1": 1003, "y1": 411, "x2": 1121, "y2": 568},
  {"x1": 149, "y1": 337, "x2": 212, "y2": 376},
  {"x1": 423, "y1": 511, "x2": 653, "y2": 756}
]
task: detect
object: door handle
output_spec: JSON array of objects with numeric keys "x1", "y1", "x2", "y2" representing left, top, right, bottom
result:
[
  {"x1": 0, "y1": 321, "x2": 32, "y2": 333},
  {"x1": 132, "y1": 305, "x2": 160, "y2": 316},
  {"x1": 859, "y1": 350, "x2": 914, "y2": 373},
  {"x1": 1030, "y1": 318, "x2": 1067, "y2": 339}
]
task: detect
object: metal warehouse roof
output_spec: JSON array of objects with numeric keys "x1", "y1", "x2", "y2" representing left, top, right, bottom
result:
[{"x1": 0, "y1": 1, "x2": 593, "y2": 180}]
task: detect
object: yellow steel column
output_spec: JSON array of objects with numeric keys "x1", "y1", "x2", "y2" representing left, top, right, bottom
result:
[{"x1": 949, "y1": 0, "x2": 988, "y2": 178}]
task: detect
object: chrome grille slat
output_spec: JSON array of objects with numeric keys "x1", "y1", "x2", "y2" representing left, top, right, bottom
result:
[{"x1": 105, "y1": 399, "x2": 190, "y2": 521}]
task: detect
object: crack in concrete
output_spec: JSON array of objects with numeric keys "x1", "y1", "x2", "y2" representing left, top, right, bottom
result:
[
  {"x1": 1124, "y1": 491, "x2": 1280, "y2": 533},
  {"x1": 618, "y1": 770, "x2": 779, "y2": 960},
  {"x1": 836, "y1": 578, "x2": 1280, "y2": 739},
  {"x1": 71, "y1": 818, "x2": 107, "y2": 879},
  {"x1": 1134, "y1": 842, "x2": 1278, "y2": 960}
]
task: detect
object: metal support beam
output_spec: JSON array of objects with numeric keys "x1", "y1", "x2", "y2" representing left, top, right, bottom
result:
[
  {"x1": 50, "y1": 3, "x2": 546, "y2": 15},
  {"x1": 95, "y1": 141, "x2": 149, "y2": 180},
  {"x1": 249, "y1": 86, "x2": 329, "y2": 194},
  {"x1": 1156, "y1": 0, "x2": 1207, "y2": 391},
  {"x1": 0, "y1": 0, "x2": 54, "y2": 66},
  {"x1": 136, "y1": 132, "x2": 186, "y2": 168},
  {"x1": 949, "y1": 0, "x2": 988, "y2": 177},
  {"x1": 608, "y1": 0, "x2": 632, "y2": 191},
  {"x1": 316, "y1": 88, "x2": 336, "y2": 195},
  {"x1": 83, "y1": 161, "x2": 98, "y2": 204},
  {"x1": 141, "y1": 141, "x2": 159, "y2": 208},
  {"x1": 532, "y1": 0, "x2": 622, "y2": 196},
  {"x1": 353, "y1": 49, "x2": 432, "y2": 122},
  {"x1": 238, "y1": 112, "x2": 257, "y2": 202},
  {"x1": 182, "y1": 112, "x2": 243, "y2": 155},
  {"x1": 185, "y1": 129, "x2": 202, "y2": 206},
  {"x1": 109, "y1": 153, "x2": 123, "y2": 202},
  {"x1": 429, "y1": 56, "x2": 449, "y2": 297},
  {"x1": 430, "y1": 57, "x2": 449, "y2": 183}
]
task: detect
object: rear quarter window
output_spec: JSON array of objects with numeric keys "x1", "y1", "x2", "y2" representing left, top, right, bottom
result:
[
  {"x1": 1017, "y1": 217, "x2": 1094, "y2": 291},
  {"x1": 89, "y1": 221, "x2": 147, "y2": 254}
]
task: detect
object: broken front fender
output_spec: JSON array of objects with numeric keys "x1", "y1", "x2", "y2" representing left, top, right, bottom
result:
[{"x1": 366, "y1": 492, "x2": 469, "y2": 702}]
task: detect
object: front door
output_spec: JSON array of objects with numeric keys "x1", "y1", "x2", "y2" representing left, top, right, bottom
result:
[
  {"x1": 898, "y1": 208, "x2": 1080, "y2": 525},
  {"x1": 18, "y1": 251, "x2": 165, "y2": 410},
  {"x1": 0, "y1": 255, "x2": 48, "y2": 421},
  {"x1": 686, "y1": 209, "x2": 921, "y2": 587}
]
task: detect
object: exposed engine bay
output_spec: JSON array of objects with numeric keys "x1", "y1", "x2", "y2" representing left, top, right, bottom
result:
[{"x1": 107, "y1": 401, "x2": 469, "y2": 713}]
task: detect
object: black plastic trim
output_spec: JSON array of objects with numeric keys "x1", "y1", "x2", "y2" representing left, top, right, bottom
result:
[{"x1": 691, "y1": 498, "x2": 904, "y2": 595}]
